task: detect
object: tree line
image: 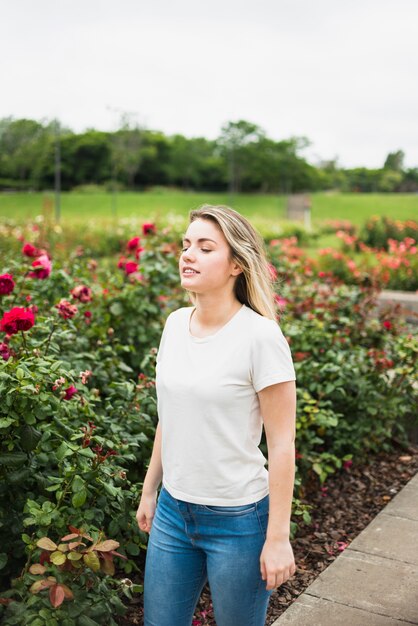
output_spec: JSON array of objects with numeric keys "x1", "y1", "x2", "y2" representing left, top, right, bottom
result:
[{"x1": 1, "y1": 117, "x2": 417, "y2": 193}]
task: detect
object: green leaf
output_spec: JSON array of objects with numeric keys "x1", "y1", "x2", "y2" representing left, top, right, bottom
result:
[
  {"x1": 125, "y1": 542, "x2": 140, "y2": 556},
  {"x1": 0, "y1": 553, "x2": 7, "y2": 570},
  {"x1": 312, "y1": 462, "x2": 322, "y2": 476},
  {"x1": 72, "y1": 488, "x2": 87, "y2": 508},
  {"x1": 23, "y1": 413, "x2": 37, "y2": 425},
  {"x1": 16, "y1": 368, "x2": 24, "y2": 381},
  {"x1": 20, "y1": 425, "x2": 42, "y2": 452},
  {"x1": 8, "y1": 467, "x2": 31, "y2": 484},
  {"x1": 78, "y1": 616, "x2": 100, "y2": 626},
  {"x1": 77, "y1": 447, "x2": 94, "y2": 458},
  {"x1": 118, "y1": 362, "x2": 134, "y2": 373},
  {"x1": 50, "y1": 550, "x2": 66, "y2": 565},
  {"x1": 72, "y1": 475, "x2": 85, "y2": 493},
  {"x1": 103, "y1": 482, "x2": 119, "y2": 497},
  {"x1": 83, "y1": 552, "x2": 100, "y2": 573},
  {"x1": 55, "y1": 442, "x2": 73, "y2": 461},
  {"x1": 21, "y1": 384, "x2": 38, "y2": 393},
  {"x1": 0, "y1": 417, "x2": 13, "y2": 428},
  {"x1": 0, "y1": 452, "x2": 27, "y2": 466}
]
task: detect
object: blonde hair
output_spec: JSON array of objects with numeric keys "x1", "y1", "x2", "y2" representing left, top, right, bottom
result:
[{"x1": 185, "y1": 204, "x2": 277, "y2": 320}]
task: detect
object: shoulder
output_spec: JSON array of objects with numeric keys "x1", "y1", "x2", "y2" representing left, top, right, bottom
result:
[
  {"x1": 242, "y1": 305, "x2": 283, "y2": 339},
  {"x1": 165, "y1": 306, "x2": 193, "y2": 326}
]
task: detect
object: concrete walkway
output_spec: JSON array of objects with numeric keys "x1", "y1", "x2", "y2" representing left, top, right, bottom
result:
[{"x1": 272, "y1": 471, "x2": 418, "y2": 625}]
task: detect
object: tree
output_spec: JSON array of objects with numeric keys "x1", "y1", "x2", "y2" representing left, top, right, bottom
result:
[
  {"x1": 218, "y1": 120, "x2": 265, "y2": 193},
  {"x1": 383, "y1": 150, "x2": 405, "y2": 172},
  {"x1": 110, "y1": 114, "x2": 144, "y2": 188},
  {"x1": 0, "y1": 118, "x2": 52, "y2": 188}
]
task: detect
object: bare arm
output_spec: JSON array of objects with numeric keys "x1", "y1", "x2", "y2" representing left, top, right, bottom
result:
[
  {"x1": 142, "y1": 421, "x2": 163, "y2": 497},
  {"x1": 136, "y1": 421, "x2": 163, "y2": 533},
  {"x1": 257, "y1": 380, "x2": 297, "y2": 590}
]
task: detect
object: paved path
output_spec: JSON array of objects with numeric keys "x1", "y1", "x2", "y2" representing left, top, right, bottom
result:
[{"x1": 272, "y1": 471, "x2": 418, "y2": 625}]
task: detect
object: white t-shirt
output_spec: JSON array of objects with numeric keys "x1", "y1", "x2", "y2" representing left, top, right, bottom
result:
[{"x1": 155, "y1": 303, "x2": 296, "y2": 505}]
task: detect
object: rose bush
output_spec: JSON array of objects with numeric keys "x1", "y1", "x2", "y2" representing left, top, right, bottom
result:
[
  {"x1": 318, "y1": 217, "x2": 417, "y2": 290},
  {"x1": 0, "y1": 214, "x2": 416, "y2": 623}
]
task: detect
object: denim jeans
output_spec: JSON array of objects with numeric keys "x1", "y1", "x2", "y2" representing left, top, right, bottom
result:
[{"x1": 143, "y1": 485, "x2": 273, "y2": 626}]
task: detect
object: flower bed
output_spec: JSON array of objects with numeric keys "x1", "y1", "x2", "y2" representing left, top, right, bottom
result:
[{"x1": 0, "y1": 217, "x2": 416, "y2": 624}]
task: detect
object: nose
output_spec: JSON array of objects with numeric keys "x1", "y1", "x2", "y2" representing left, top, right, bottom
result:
[{"x1": 181, "y1": 246, "x2": 196, "y2": 263}]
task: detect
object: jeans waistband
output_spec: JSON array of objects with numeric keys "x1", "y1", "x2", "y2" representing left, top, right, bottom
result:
[{"x1": 159, "y1": 485, "x2": 269, "y2": 512}]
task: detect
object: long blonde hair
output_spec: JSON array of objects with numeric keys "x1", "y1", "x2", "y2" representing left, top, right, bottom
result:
[{"x1": 186, "y1": 204, "x2": 277, "y2": 319}]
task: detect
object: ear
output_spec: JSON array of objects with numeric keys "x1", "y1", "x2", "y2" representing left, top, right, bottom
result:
[{"x1": 231, "y1": 263, "x2": 243, "y2": 276}]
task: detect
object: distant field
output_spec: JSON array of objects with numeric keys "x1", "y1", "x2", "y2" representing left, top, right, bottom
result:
[{"x1": 0, "y1": 190, "x2": 417, "y2": 226}]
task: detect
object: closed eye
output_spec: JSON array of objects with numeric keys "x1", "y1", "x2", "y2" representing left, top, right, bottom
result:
[{"x1": 181, "y1": 247, "x2": 211, "y2": 253}]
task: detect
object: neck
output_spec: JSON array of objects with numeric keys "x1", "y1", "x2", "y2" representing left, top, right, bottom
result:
[{"x1": 192, "y1": 295, "x2": 243, "y2": 329}]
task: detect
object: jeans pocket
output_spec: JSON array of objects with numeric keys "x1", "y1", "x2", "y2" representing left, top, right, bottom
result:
[{"x1": 201, "y1": 503, "x2": 256, "y2": 515}]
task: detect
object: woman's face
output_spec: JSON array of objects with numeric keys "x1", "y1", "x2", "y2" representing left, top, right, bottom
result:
[{"x1": 179, "y1": 218, "x2": 242, "y2": 295}]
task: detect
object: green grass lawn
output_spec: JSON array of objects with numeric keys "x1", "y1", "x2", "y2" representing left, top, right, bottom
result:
[{"x1": 0, "y1": 190, "x2": 417, "y2": 227}]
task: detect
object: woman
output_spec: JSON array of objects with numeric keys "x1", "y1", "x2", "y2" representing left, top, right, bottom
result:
[{"x1": 137, "y1": 205, "x2": 297, "y2": 626}]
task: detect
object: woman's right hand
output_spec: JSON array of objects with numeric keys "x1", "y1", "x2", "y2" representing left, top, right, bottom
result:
[{"x1": 136, "y1": 491, "x2": 157, "y2": 534}]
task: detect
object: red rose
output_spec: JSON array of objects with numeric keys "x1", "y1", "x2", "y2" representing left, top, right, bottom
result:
[
  {"x1": 117, "y1": 256, "x2": 127, "y2": 269},
  {"x1": 383, "y1": 320, "x2": 392, "y2": 330},
  {"x1": 142, "y1": 222, "x2": 156, "y2": 235},
  {"x1": 127, "y1": 236, "x2": 141, "y2": 251},
  {"x1": 70, "y1": 285, "x2": 92, "y2": 303},
  {"x1": 0, "y1": 274, "x2": 15, "y2": 295},
  {"x1": 28, "y1": 254, "x2": 52, "y2": 280},
  {"x1": 22, "y1": 243, "x2": 42, "y2": 257},
  {"x1": 125, "y1": 261, "x2": 138, "y2": 275},
  {"x1": 63, "y1": 385, "x2": 78, "y2": 400},
  {"x1": 84, "y1": 311, "x2": 92, "y2": 318},
  {"x1": 0, "y1": 307, "x2": 35, "y2": 335}
]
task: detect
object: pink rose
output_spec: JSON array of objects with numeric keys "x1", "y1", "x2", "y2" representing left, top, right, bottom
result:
[
  {"x1": 267, "y1": 263, "x2": 278, "y2": 281},
  {"x1": 71, "y1": 285, "x2": 92, "y2": 303},
  {"x1": 55, "y1": 299, "x2": 78, "y2": 320},
  {"x1": 0, "y1": 342, "x2": 10, "y2": 361},
  {"x1": 135, "y1": 246, "x2": 145, "y2": 260},
  {"x1": 29, "y1": 255, "x2": 52, "y2": 280}
]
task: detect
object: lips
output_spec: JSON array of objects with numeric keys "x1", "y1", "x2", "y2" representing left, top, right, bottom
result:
[{"x1": 182, "y1": 267, "x2": 200, "y2": 274}]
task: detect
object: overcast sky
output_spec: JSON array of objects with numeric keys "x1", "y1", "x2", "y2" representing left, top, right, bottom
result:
[{"x1": 1, "y1": 0, "x2": 418, "y2": 168}]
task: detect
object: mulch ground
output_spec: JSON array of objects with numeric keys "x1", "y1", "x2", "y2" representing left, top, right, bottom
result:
[{"x1": 116, "y1": 438, "x2": 418, "y2": 626}]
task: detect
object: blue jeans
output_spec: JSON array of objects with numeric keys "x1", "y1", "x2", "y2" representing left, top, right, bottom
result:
[{"x1": 143, "y1": 485, "x2": 273, "y2": 626}]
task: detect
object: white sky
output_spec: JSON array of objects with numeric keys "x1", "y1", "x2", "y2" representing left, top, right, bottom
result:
[{"x1": 1, "y1": 0, "x2": 418, "y2": 168}]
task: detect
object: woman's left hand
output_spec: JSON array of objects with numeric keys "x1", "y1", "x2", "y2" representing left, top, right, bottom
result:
[{"x1": 260, "y1": 538, "x2": 296, "y2": 591}]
